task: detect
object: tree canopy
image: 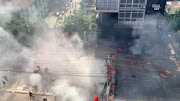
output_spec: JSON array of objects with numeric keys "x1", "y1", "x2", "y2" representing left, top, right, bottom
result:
[
  {"x1": 167, "y1": 10, "x2": 180, "y2": 31},
  {"x1": 64, "y1": 11, "x2": 96, "y2": 36}
]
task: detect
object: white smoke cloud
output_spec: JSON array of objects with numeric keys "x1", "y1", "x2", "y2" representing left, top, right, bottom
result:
[
  {"x1": 130, "y1": 14, "x2": 170, "y2": 56},
  {"x1": 0, "y1": 21, "x2": 106, "y2": 101},
  {"x1": 52, "y1": 80, "x2": 87, "y2": 101},
  {"x1": 0, "y1": 1, "x2": 106, "y2": 99},
  {"x1": 31, "y1": 27, "x2": 107, "y2": 100},
  {"x1": 29, "y1": 74, "x2": 41, "y2": 86}
]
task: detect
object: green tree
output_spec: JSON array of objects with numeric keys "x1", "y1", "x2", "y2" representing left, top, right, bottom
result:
[
  {"x1": 167, "y1": 10, "x2": 180, "y2": 31},
  {"x1": 64, "y1": 11, "x2": 96, "y2": 37},
  {"x1": 4, "y1": 18, "x2": 28, "y2": 36}
]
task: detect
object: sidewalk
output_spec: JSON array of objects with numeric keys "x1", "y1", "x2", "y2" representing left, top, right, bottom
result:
[{"x1": 168, "y1": 43, "x2": 180, "y2": 71}]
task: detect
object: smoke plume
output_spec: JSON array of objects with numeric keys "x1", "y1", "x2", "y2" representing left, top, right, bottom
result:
[
  {"x1": 130, "y1": 14, "x2": 171, "y2": 56},
  {"x1": 0, "y1": 19, "x2": 106, "y2": 101}
]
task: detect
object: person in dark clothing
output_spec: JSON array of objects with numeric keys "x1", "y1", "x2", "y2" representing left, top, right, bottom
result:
[
  {"x1": 37, "y1": 66, "x2": 41, "y2": 72},
  {"x1": 43, "y1": 98, "x2": 47, "y2": 101},
  {"x1": 45, "y1": 67, "x2": 48, "y2": 73},
  {"x1": 29, "y1": 91, "x2": 34, "y2": 100}
]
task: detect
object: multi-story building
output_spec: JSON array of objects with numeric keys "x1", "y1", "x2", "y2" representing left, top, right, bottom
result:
[
  {"x1": 96, "y1": 0, "x2": 166, "y2": 28},
  {"x1": 0, "y1": 0, "x2": 48, "y2": 23}
]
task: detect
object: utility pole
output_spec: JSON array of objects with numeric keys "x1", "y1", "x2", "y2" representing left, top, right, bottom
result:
[{"x1": 16, "y1": 0, "x2": 31, "y2": 35}]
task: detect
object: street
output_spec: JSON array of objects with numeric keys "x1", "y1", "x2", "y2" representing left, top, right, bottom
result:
[{"x1": 95, "y1": 31, "x2": 180, "y2": 101}]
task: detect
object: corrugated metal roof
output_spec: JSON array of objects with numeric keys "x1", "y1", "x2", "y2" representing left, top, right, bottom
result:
[
  {"x1": 1, "y1": 0, "x2": 36, "y2": 11},
  {"x1": 15, "y1": 0, "x2": 36, "y2": 9}
]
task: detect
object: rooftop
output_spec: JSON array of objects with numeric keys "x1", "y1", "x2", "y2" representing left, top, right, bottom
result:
[
  {"x1": 166, "y1": 1, "x2": 180, "y2": 14},
  {"x1": 0, "y1": 0, "x2": 36, "y2": 11}
]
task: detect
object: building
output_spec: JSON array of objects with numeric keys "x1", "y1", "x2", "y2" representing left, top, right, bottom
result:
[
  {"x1": 0, "y1": 0, "x2": 48, "y2": 23},
  {"x1": 96, "y1": 0, "x2": 166, "y2": 28},
  {"x1": 165, "y1": 1, "x2": 180, "y2": 14}
]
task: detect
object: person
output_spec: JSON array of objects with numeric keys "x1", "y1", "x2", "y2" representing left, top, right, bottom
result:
[
  {"x1": 34, "y1": 68, "x2": 39, "y2": 73},
  {"x1": 29, "y1": 91, "x2": 33, "y2": 100},
  {"x1": 52, "y1": 78, "x2": 55, "y2": 82},
  {"x1": 37, "y1": 66, "x2": 41, "y2": 72},
  {"x1": 2, "y1": 77, "x2": 7, "y2": 85},
  {"x1": 45, "y1": 67, "x2": 48, "y2": 73},
  {"x1": 43, "y1": 98, "x2": 47, "y2": 101}
]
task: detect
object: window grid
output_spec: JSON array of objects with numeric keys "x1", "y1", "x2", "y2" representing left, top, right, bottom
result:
[
  {"x1": 119, "y1": 0, "x2": 146, "y2": 9},
  {"x1": 118, "y1": 10, "x2": 144, "y2": 21},
  {"x1": 120, "y1": 0, "x2": 146, "y2": 3}
]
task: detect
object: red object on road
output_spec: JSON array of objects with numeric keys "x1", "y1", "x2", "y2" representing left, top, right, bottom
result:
[
  {"x1": 94, "y1": 97, "x2": 99, "y2": 101},
  {"x1": 109, "y1": 67, "x2": 113, "y2": 70},
  {"x1": 64, "y1": 32, "x2": 69, "y2": 37}
]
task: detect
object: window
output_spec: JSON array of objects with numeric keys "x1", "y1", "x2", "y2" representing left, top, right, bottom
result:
[
  {"x1": 119, "y1": 13, "x2": 125, "y2": 17},
  {"x1": 119, "y1": 10, "x2": 125, "y2": 12},
  {"x1": 127, "y1": 0, "x2": 132, "y2": 3},
  {"x1": 138, "y1": 13, "x2": 143, "y2": 18},
  {"x1": 125, "y1": 13, "x2": 131, "y2": 17},
  {"x1": 133, "y1": 5, "x2": 138, "y2": 7},
  {"x1": 132, "y1": 13, "x2": 137, "y2": 18},
  {"x1": 120, "y1": 0, "x2": 126, "y2": 3},
  {"x1": 131, "y1": 19, "x2": 136, "y2": 21},
  {"x1": 140, "y1": 0, "x2": 145, "y2": 3},
  {"x1": 119, "y1": 10, "x2": 145, "y2": 22},
  {"x1": 126, "y1": 4, "x2": 132, "y2": 7},
  {"x1": 133, "y1": 0, "x2": 139, "y2": 3},
  {"x1": 119, "y1": 19, "x2": 124, "y2": 21},
  {"x1": 120, "y1": 4, "x2": 125, "y2": 7}
]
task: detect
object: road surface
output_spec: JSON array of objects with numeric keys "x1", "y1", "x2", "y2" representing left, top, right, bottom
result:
[{"x1": 95, "y1": 35, "x2": 180, "y2": 101}]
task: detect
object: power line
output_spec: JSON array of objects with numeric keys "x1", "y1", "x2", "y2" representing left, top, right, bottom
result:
[{"x1": 0, "y1": 69, "x2": 107, "y2": 76}]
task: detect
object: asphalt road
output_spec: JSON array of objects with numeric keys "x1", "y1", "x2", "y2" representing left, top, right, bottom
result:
[{"x1": 95, "y1": 37, "x2": 180, "y2": 101}]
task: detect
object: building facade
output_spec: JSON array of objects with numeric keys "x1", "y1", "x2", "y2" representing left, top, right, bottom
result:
[
  {"x1": 96, "y1": 0, "x2": 147, "y2": 23},
  {"x1": 96, "y1": 0, "x2": 166, "y2": 26}
]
